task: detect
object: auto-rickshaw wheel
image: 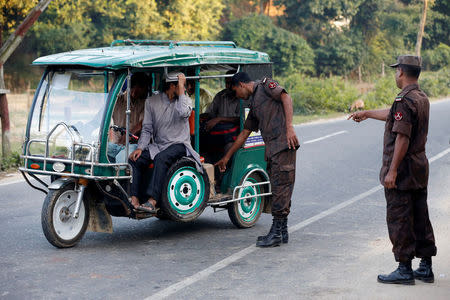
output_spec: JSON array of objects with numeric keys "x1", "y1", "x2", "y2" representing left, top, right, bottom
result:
[
  {"x1": 161, "y1": 158, "x2": 209, "y2": 222},
  {"x1": 41, "y1": 182, "x2": 89, "y2": 248},
  {"x1": 228, "y1": 174, "x2": 263, "y2": 228}
]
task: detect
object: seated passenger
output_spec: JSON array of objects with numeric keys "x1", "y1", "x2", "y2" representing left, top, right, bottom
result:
[
  {"x1": 108, "y1": 72, "x2": 149, "y2": 163},
  {"x1": 128, "y1": 72, "x2": 201, "y2": 212},
  {"x1": 199, "y1": 71, "x2": 246, "y2": 162}
]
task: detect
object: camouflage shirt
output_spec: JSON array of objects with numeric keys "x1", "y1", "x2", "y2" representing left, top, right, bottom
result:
[
  {"x1": 380, "y1": 83, "x2": 430, "y2": 190},
  {"x1": 244, "y1": 78, "x2": 293, "y2": 160}
]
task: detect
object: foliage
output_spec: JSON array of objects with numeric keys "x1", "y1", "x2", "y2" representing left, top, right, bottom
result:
[
  {"x1": 314, "y1": 30, "x2": 364, "y2": 76},
  {"x1": 278, "y1": 74, "x2": 360, "y2": 114},
  {"x1": 222, "y1": 15, "x2": 315, "y2": 75},
  {"x1": 0, "y1": 152, "x2": 20, "y2": 171},
  {"x1": 422, "y1": 43, "x2": 450, "y2": 71},
  {"x1": 420, "y1": 67, "x2": 450, "y2": 98},
  {"x1": 362, "y1": 76, "x2": 398, "y2": 109},
  {"x1": 423, "y1": 0, "x2": 450, "y2": 50},
  {"x1": 0, "y1": 0, "x2": 38, "y2": 33}
]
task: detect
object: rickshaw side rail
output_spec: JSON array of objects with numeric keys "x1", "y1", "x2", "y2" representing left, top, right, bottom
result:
[{"x1": 208, "y1": 168, "x2": 272, "y2": 207}]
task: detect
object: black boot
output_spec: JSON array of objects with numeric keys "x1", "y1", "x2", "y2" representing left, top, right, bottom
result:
[
  {"x1": 281, "y1": 218, "x2": 288, "y2": 243},
  {"x1": 414, "y1": 257, "x2": 434, "y2": 283},
  {"x1": 256, "y1": 218, "x2": 282, "y2": 247},
  {"x1": 257, "y1": 218, "x2": 288, "y2": 244},
  {"x1": 377, "y1": 261, "x2": 415, "y2": 285}
]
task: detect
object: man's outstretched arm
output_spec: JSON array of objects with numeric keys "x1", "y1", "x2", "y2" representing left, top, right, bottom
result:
[
  {"x1": 215, "y1": 129, "x2": 252, "y2": 172},
  {"x1": 348, "y1": 108, "x2": 390, "y2": 122}
]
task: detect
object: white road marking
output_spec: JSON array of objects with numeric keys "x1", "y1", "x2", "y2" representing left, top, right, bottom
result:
[
  {"x1": 0, "y1": 178, "x2": 26, "y2": 187},
  {"x1": 145, "y1": 147, "x2": 450, "y2": 300},
  {"x1": 303, "y1": 130, "x2": 348, "y2": 144}
]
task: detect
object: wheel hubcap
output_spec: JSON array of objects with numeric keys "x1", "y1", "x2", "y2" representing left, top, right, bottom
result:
[
  {"x1": 238, "y1": 178, "x2": 261, "y2": 222},
  {"x1": 168, "y1": 167, "x2": 204, "y2": 214}
]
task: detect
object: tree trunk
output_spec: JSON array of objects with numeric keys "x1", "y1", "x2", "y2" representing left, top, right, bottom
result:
[
  {"x1": 0, "y1": 31, "x2": 11, "y2": 157},
  {"x1": 415, "y1": 0, "x2": 428, "y2": 56}
]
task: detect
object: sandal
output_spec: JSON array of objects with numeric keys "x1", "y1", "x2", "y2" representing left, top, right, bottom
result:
[{"x1": 136, "y1": 201, "x2": 157, "y2": 213}]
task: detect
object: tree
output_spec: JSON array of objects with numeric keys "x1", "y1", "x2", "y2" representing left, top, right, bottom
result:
[
  {"x1": 415, "y1": 0, "x2": 428, "y2": 56},
  {"x1": 422, "y1": 0, "x2": 449, "y2": 50},
  {"x1": 274, "y1": 0, "x2": 365, "y2": 47},
  {"x1": 314, "y1": 30, "x2": 363, "y2": 76},
  {"x1": 222, "y1": 14, "x2": 315, "y2": 75}
]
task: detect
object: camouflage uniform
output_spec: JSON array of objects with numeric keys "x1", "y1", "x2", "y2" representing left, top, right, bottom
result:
[
  {"x1": 244, "y1": 79, "x2": 297, "y2": 218},
  {"x1": 381, "y1": 83, "x2": 437, "y2": 262}
]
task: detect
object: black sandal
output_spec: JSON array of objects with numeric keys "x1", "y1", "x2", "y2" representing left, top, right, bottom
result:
[{"x1": 136, "y1": 201, "x2": 157, "y2": 213}]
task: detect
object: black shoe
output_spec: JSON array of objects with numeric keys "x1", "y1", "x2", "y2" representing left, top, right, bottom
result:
[
  {"x1": 377, "y1": 261, "x2": 415, "y2": 285},
  {"x1": 257, "y1": 218, "x2": 288, "y2": 244},
  {"x1": 256, "y1": 218, "x2": 283, "y2": 248},
  {"x1": 414, "y1": 257, "x2": 434, "y2": 283}
]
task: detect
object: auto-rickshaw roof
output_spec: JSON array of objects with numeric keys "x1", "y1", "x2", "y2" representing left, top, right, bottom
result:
[{"x1": 32, "y1": 40, "x2": 270, "y2": 70}]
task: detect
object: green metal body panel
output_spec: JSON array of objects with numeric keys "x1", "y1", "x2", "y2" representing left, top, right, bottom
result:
[
  {"x1": 32, "y1": 42, "x2": 270, "y2": 69},
  {"x1": 221, "y1": 146, "x2": 267, "y2": 193}
]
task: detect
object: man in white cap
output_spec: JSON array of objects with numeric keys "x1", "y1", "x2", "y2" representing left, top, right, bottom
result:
[{"x1": 129, "y1": 72, "x2": 201, "y2": 212}]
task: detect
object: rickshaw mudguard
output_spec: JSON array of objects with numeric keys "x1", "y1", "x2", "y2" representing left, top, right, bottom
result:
[
  {"x1": 48, "y1": 177, "x2": 76, "y2": 190},
  {"x1": 87, "y1": 200, "x2": 113, "y2": 234}
]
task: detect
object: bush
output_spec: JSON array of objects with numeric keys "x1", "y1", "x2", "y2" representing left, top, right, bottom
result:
[
  {"x1": 222, "y1": 15, "x2": 315, "y2": 76},
  {"x1": 420, "y1": 67, "x2": 450, "y2": 98},
  {"x1": 363, "y1": 76, "x2": 398, "y2": 109},
  {"x1": 278, "y1": 74, "x2": 359, "y2": 114},
  {"x1": 422, "y1": 43, "x2": 450, "y2": 71},
  {"x1": 0, "y1": 152, "x2": 21, "y2": 172}
]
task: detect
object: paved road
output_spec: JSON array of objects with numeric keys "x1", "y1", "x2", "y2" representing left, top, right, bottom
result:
[{"x1": 1, "y1": 99, "x2": 449, "y2": 299}]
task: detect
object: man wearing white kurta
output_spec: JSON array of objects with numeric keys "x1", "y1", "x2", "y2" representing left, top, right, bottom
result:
[{"x1": 129, "y1": 72, "x2": 200, "y2": 212}]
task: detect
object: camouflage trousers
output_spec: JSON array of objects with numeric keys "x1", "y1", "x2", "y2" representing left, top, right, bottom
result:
[
  {"x1": 267, "y1": 149, "x2": 296, "y2": 218},
  {"x1": 384, "y1": 188, "x2": 437, "y2": 262}
]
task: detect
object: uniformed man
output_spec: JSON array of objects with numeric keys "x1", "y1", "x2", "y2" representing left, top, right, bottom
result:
[
  {"x1": 215, "y1": 72, "x2": 299, "y2": 248},
  {"x1": 348, "y1": 55, "x2": 437, "y2": 285}
]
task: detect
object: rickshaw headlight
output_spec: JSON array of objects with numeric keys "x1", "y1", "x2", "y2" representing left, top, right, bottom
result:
[{"x1": 52, "y1": 162, "x2": 66, "y2": 173}]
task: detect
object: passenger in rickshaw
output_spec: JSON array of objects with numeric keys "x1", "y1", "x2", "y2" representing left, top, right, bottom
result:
[
  {"x1": 128, "y1": 72, "x2": 202, "y2": 212},
  {"x1": 186, "y1": 75, "x2": 213, "y2": 112},
  {"x1": 199, "y1": 70, "x2": 246, "y2": 163},
  {"x1": 107, "y1": 72, "x2": 149, "y2": 163}
]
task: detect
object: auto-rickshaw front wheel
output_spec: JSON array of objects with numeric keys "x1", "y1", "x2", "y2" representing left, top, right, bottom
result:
[{"x1": 41, "y1": 182, "x2": 89, "y2": 248}]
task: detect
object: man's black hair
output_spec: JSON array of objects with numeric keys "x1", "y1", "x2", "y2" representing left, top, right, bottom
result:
[
  {"x1": 231, "y1": 72, "x2": 252, "y2": 87},
  {"x1": 131, "y1": 72, "x2": 150, "y2": 88},
  {"x1": 399, "y1": 64, "x2": 421, "y2": 79}
]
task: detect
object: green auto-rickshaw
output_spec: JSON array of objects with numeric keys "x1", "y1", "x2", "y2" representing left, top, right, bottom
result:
[{"x1": 20, "y1": 40, "x2": 273, "y2": 248}]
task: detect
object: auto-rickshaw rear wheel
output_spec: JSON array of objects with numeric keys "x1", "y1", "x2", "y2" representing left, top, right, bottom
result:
[
  {"x1": 161, "y1": 158, "x2": 209, "y2": 222},
  {"x1": 41, "y1": 182, "x2": 89, "y2": 248},
  {"x1": 228, "y1": 173, "x2": 263, "y2": 228}
]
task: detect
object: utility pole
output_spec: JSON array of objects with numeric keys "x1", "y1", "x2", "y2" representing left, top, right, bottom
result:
[
  {"x1": 415, "y1": 0, "x2": 428, "y2": 56},
  {"x1": 0, "y1": 0, "x2": 53, "y2": 157}
]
